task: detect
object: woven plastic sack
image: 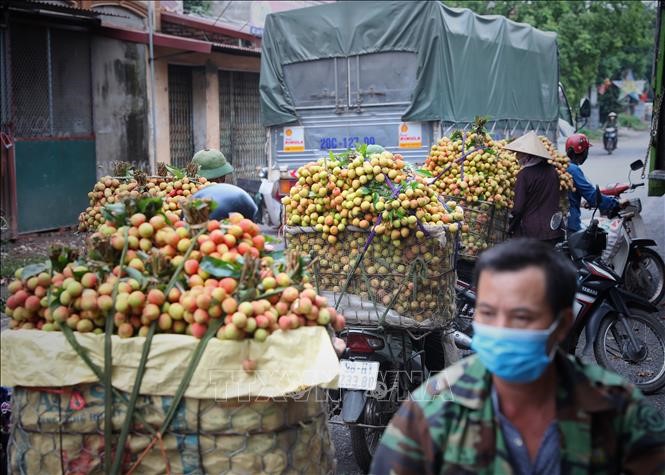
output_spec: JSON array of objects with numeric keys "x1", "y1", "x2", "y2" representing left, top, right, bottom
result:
[
  {"x1": 285, "y1": 225, "x2": 456, "y2": 329},
  {"x1": 8, "y1": 384, "x2": 335, "y2": 474}
]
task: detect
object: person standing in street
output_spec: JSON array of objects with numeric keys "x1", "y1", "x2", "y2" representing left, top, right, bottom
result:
[
  {"x1": 504, "y1": 131, "x2": 564, "y2": 245},
  {"x1": 370, "y1": 239, "x2": 665, "y2": 474},
  {"x1": 565, "y1": 133, "x2": 618, "y2": 232}
]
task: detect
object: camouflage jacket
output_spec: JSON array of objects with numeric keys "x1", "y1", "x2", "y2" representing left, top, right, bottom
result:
[{"x1": 371, "y1": 353, "x2": 665, "y2": 475}]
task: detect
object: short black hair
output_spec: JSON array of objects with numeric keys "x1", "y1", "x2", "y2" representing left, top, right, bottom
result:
[{"x1": 472, "y1": 238, "x2": 577, "y2": 317}]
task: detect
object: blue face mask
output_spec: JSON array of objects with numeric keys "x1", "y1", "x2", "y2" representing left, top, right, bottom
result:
[{"x1": 471, "y1": 318, "x2": 561, "y2": 383}]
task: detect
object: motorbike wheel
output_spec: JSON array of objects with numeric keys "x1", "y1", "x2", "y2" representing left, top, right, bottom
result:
[
  {"x1": 349, "y1": 397, "x2": 388, "y2": 473},
  {"x1": 623, "y1": 247, "x2": 665, "y2": 305},
  {"x1": 593, "y1": 308, "x2": 665, "y2": 394}
]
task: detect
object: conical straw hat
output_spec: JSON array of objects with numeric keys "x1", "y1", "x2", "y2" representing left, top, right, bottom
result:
[{"x1": 503, "y1": 131, "x2": 551, "y2": 160}]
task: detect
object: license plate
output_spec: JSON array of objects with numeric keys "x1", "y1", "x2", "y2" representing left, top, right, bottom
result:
[{"x1": 338, "y1": 360, "x2": 380, "y2": 390}]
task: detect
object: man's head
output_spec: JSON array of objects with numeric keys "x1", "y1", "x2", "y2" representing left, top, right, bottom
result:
[
  {"x1": 470, "y1": 239, "x2": 577, "y2": 383},
  {"x1": 192, "y1": 149, "x2": 233, "y2": 183},
  {"x1": 566, "y1": 133, "x2": 591, "y2": 165},
  {"x1": 473, "y1": 238, "x2": 576, "y2": 332}
]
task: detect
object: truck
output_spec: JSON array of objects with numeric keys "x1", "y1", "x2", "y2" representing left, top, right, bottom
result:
[
  {"x1": 648, "y1": 0, "x2": 665, "y2": 196},
  {"x1": 258, "y1": 1, "x2": 584, "y2": 225}
]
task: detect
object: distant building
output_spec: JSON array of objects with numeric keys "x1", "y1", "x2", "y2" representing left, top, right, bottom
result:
[{"x1": 0, "y1": 0, "x2": 319, "y2": 235}]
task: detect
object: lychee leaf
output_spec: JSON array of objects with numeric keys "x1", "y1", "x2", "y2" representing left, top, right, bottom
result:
[
  {"x1": 200, "y1": 256, "x2": 243, "y2": 278},
  {"x1": 266, "y1": 249, "x2": 285, "y2": 262},
  {"x1": 355, "y1": 143, "x2": 368, "y2": 158},
  {"x1": 102, "y1": 203, "x2": 128, "y2": 227},
  {"x1": 137, "y1": 197, "x2": 164, "y2": 218},
  {"x1": 20, "y1": 261, "x2": 51, "y2": 281},
  {"x1": 416, "y1": 169, "x2": 433, "y2": 178},
  {"x1": 125, "y1": 267, "x2": 147, "y2": 287},
  {"x1": 264, "y1": 234, "x2": 281, "y2": 245},
  {"x1": 165, "y1": 164, "x2": 186, "y2": 179}
]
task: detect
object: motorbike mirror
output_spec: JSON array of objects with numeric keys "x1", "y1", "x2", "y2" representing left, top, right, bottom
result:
[
  {"x1": 630, "y1": 160, "x2": 644, "y2": 171},
  {"x1": 579, "y1": 98, "x2": 591, "y2": 118}
]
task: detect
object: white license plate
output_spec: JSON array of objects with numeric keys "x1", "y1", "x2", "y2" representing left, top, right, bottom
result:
[{"x1": 338, "y1": 360, "x2": 380, "y2": 390}]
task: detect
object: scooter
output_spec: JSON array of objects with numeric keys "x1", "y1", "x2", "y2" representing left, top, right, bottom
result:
[
  {"x1": 451, "y1": 188, "x2": 665, "y2": 393},
  {"x1": 592, "y1": 160, "x2": 664, "y2": 305},
  {"x1": 331, "y1": 325, "x2": 429, "y2": 473},
  {"x1": 603, "y1": 124, "x2": 618, "y2": 154},
  {"x1": 558, "y1": 196, "x2": 665, "y2": 393}
]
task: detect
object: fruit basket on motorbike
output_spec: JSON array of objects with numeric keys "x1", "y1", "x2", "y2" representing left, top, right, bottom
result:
[
  {"x1": 442, "y1": 196, "x2": 510, "y2": 261},
  {"x1": 284, "y1": 225, "x2": 457, "y2": 329}
]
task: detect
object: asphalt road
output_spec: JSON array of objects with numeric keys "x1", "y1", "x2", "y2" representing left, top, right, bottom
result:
[
  {"x1": 583, "y1": 128, "x2": 665, "y2": 261},
  {"x1": 331, "y1": 128, "x2": 665, "y2": 474}
]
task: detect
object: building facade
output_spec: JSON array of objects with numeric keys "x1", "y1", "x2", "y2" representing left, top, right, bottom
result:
[{"x1": 0, "y1": 0, "x2": 273, "y2": 235}]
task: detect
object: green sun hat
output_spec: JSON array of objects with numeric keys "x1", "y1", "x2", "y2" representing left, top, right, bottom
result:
[{"x1": 192, "y1": 149, "x2": 234, "y2": 179}]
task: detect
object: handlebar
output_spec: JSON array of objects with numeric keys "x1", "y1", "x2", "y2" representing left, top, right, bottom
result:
[{"x1": 600, "y1": 182, "x2": 644, "y2": 197}]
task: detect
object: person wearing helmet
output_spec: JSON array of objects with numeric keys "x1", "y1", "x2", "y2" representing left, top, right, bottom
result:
[
  {"x1": 192, "y1": 148, "x2": 234, "y2": 183},
  {"x1": 190, "y1": 149, "x2": 259, "y2": 222},
  {"x1": 565, "y1": 133, "x2": 618, "y2": 233},
  {"x1": 504, "y1": 131, "x2": 565, "y2": 245}
]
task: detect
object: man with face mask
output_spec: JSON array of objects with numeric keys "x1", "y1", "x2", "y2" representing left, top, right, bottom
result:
[
  {"x1": 566, "y1": 133, "x2": 619, "y2": 232},
  {"x1": 505, "y1": 131, "x2": 564, "y2": 245},
  {"x1": 371, "y1": 239, "x2": 665, "y2": 474}
]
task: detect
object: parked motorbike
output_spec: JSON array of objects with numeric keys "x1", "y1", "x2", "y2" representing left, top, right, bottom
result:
[
  {"x1": 559, "y1": 199, "x2": 665, "y2": 393},
  {"x1": 452, "y1": 188, "x2": 665, "y2": 393},
  {"x1": 603, "y1": 124, "x2": 618, "y2": 154},
  {"x1": 331, "y1": 325, "x2": 431, "y2": 472},
  {"x1": 591, "y1": 160, "x2": 665, "y2": 305}
]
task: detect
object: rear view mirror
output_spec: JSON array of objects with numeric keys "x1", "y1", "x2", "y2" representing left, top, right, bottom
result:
[
  {"x1": 630, "y1": 160, "x2": 644, "y2": 171},
  {"x1": 579, "y1": 98, "x2": 591, "y2": 118}
]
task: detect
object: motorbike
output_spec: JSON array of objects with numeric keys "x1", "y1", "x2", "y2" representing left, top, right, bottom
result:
[
  {"x1": 603, "y1": 124, "x2": 618, "y2": 154},
  {"x1": 588, "y1": 159, "x2": 665, "y2": 305},
  {"x1": 236, "y1": 167, "x2": 282, "y2": 226},
  {"x1": 330, "y1": 325, "x2": 431, "y2": 473},
  {"x1": 451, "y1": 187, "x2": 665, "y2": 393}
]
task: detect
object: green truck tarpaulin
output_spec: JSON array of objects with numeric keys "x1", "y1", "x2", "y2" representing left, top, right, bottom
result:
[{"x1": 259, "y1": 1, "x2": 558, "y2": 127}]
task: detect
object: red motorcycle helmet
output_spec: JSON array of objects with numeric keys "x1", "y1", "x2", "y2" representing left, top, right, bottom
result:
[{"x1": 565, "y1": 133, "x2": 592, "y2": 157}]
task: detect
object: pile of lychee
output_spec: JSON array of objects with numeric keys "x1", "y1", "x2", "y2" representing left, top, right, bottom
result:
[
  {"x1": 5, "y1": 207, "x2": 346, "y2": 343},
  {"x1": 78, "y1": 176, "x2": 210, "y2": 232},
  {"x1": 282, "y1": 149, "x2": 464, "y2": 246}
]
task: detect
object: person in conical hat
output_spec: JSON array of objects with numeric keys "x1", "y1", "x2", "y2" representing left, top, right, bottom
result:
[{"x1": 505, "y1": 131, "x2": 565, "y2": 245}]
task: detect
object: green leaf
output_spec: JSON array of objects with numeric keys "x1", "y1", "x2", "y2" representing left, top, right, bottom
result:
[
  {"x1": 199, "y1": 256, "x2": 243, "y2": 278},
  {"x1": 265, "y1": 234, "x2": 281, "y2": 245},
  {"x1": 416, "y1": 168, "x2": 434, "y2": 178},
  {"x1": 266, "y1": 249, "x2": 285, "y2": 262},
  {"x1": 359, "y1": 186, "x2": 371, "y2": 196},
  {"x1": 165, "y1": 164, "x2": 186, "y2": 179},
  {"x1": 102, "y1": 203, "x2": 128, "y2": 227},
  {"x1": 124, "y1": 267, "x2": 147, "y2": 288},
  {"x1": 137, "y1": 196, "x2": 164, "y2": 218},
  {"x1": 21, "y1": 261, "x2": 51, "y2": 281},
  {"x1": 355, "y1": 142, "x2": 368, "y2": 158}
]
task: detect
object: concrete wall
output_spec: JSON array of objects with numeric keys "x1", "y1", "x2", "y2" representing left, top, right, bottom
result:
[
  {"x1": 192, "y1": 62, "x2": 221, "y2": 152},
  {"x1": 91, "y1": 37, "x2": 149, "y2": 176},
  {"x1": 154, "y1": 59, "x2": 171, "y2": 164}
]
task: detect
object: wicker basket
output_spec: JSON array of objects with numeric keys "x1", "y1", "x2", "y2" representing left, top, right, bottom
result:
[{"x1": 285, "y1": 225, "x2": 457, "y2": 329}]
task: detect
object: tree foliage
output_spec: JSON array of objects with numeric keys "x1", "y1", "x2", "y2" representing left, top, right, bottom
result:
[
  {"x1": 183, "y1": 0, "x2": 212, "y2": 16},
  {"x1": 443, "y1": 1, "x2": 657, "y2": 107}
]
